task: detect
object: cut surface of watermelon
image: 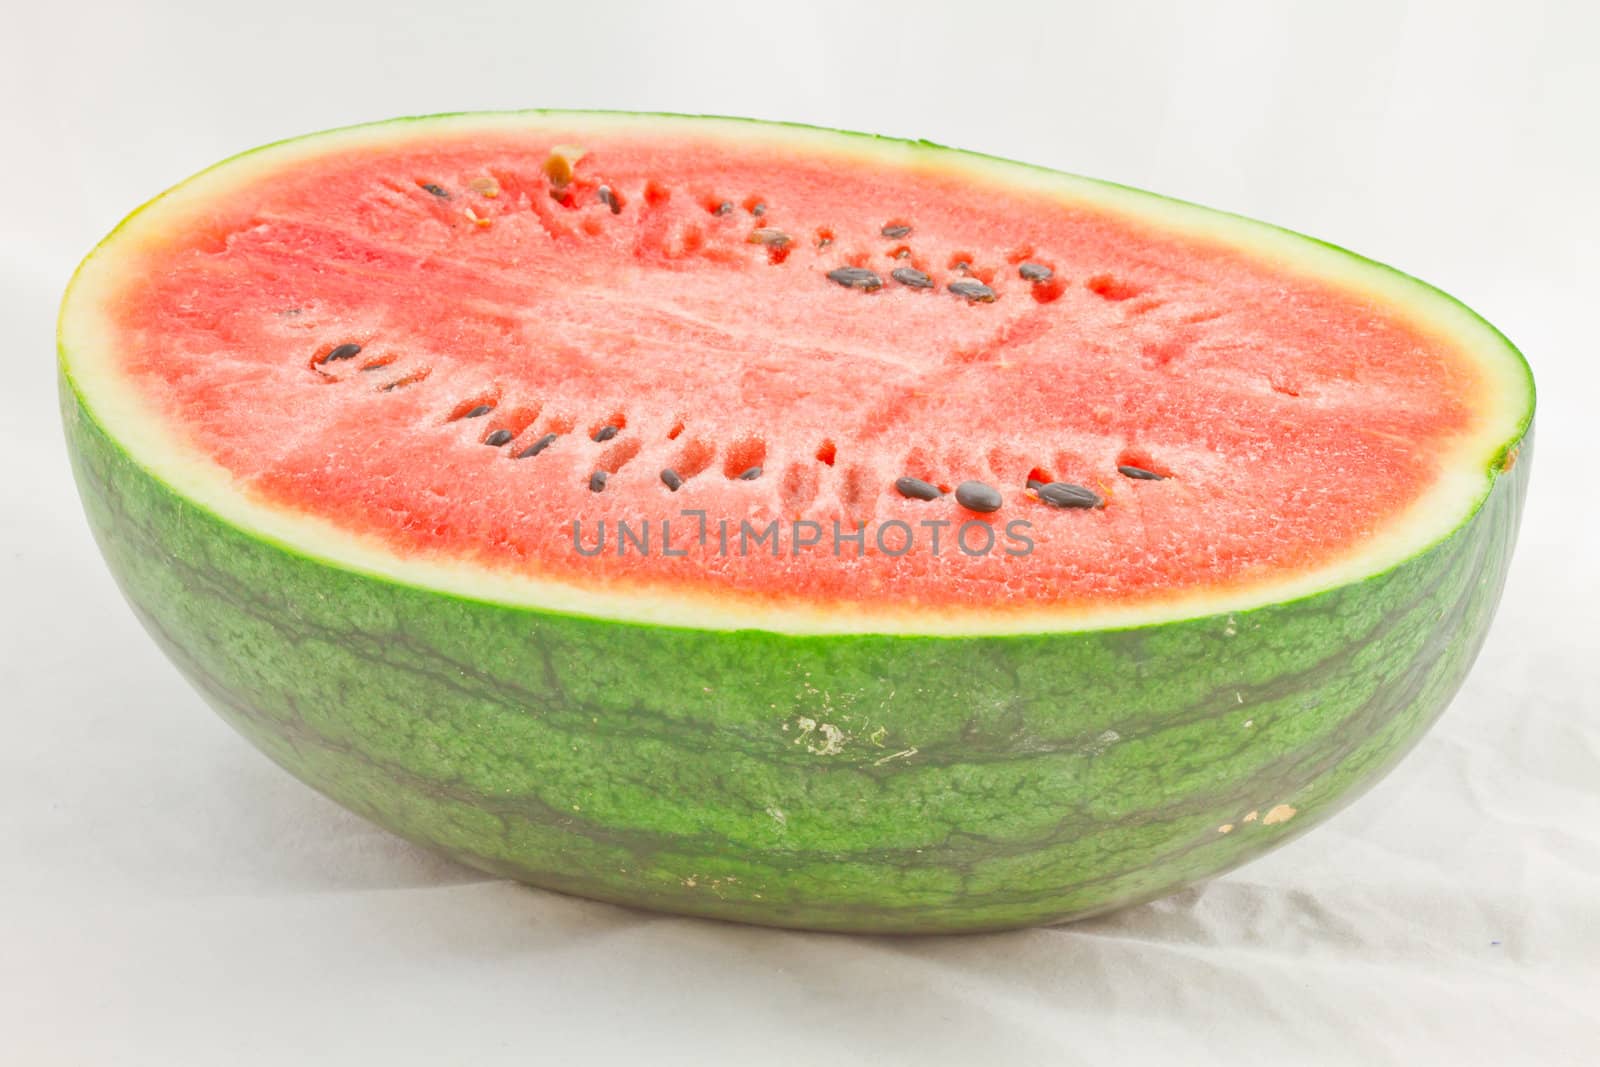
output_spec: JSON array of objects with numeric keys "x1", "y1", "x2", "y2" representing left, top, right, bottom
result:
[
  {"x1": 59, "y1": 113, "x2": 1534, "y2": 932},
  {"x1": 61, "y1": 112, "x2": 1531, "y2": 634}
]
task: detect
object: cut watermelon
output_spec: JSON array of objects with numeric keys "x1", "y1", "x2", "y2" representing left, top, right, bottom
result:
[{"x1": 59, "y1": 112, "x2": 1534, "y2": 932}]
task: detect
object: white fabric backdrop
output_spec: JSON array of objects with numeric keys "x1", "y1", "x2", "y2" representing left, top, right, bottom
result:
[{"x1": 2, "y1": 1, "x2": 1596, "y2": 1062}]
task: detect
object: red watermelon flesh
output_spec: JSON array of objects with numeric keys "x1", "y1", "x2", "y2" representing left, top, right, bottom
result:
[{"x1": 102, "y1": 120, "x2": 1492, "y2": 622}]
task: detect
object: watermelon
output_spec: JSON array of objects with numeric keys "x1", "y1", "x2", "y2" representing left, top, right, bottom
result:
[{"x1": 58, "y1": 111, "x2": 1534, "y2": 933}]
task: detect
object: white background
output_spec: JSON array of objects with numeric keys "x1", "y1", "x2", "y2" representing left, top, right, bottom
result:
[{"x1": 2, "y1": 1, "x2": 1597, "y2": 1063}]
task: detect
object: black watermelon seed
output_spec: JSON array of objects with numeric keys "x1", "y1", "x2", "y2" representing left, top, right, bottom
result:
[
  {"x1": 1018, "y1": 262, "x2": 1053, "y2": 282},
  {"x1": 1026, "y1": 478, "x2": 1045, "y2": 490},
  {"x1": 881, "y1": 224, "x2": 912, "y2": 238},
  {"x1": 1118, "y1": 465, "x2": 1165, "y2": 480},
  {"x1": 895, "y1": 476, "x2": 942, "y2": 500},
  {"x1": 323, "y1": 342, "x2": 362, "y2": 363},
  {"x1": 948, "y1": 279, "x2": 997, "y2": 303},
  {"x1": 750, "y1": 202, "x2": 766, "y2": 216},
  {"x1": 589, "y1": 471, "x2": 608, "y2": 492},
  {"x1": 1037, "y1": 482, "x2": 1102, "y2": 509},
  {"x1": 592, "y1": 424, "x2": 620, "y2": 442},
  {"x1": 955, "y1": 481, "x2": 1002, "y2": 513},
  {"x1": 826, "y1": 266, "x2": 883, "y2": 291},
  {"x1": 748, "y1": 228, "x2": 791, "y2": 247},
  {"x1": 891, "y1": 267, "x2": 933, "y2": 289},
  {"x1": 515, "y1": 433, "x2": 558, "y2": 458},
  {"x1": 420, "y1": 183, "x2": 450, "y2": 198},
  {"x1": 715, "y1": 200, "x2": 734, "y2": 216},
  {"x1": 661, "y1": 468, "x2": 683, "y2": 491},
  {"x1": 484, "y1": 429, "x2": 514, "y2": 447},
  {"x1": 464, "y1": 404, "x2": 494, "y2": 418},
  {"x1": 597, "y1": 185, "x2": 621, "y2": 214},
  {"x1": 738, "y1": 466, "x2": 763, "y2": 481}
]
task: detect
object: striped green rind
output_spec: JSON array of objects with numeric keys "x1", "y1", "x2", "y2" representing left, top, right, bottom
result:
[{"x1": 61, "y1": 378, "x2": 1530, "y2": 931}]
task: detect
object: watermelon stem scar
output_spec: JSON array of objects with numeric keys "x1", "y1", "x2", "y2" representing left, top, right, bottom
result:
[{"x1": 58, "y1": 110, "x2": 1533, "y2": 932}]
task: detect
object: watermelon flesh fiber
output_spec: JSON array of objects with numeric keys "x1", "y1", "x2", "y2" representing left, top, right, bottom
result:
[{"x1": 58, "y1": 113, "x2": 1534, "y2": 931}]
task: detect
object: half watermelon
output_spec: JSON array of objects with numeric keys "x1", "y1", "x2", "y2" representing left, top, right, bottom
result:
[{"x1": 58, "y1": 111, "x2": 1534, "y2": 932}]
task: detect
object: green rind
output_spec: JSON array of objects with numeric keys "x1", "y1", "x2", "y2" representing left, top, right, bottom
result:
[
  {"x1": 59, "y1": 112, "x2": 1535, "y2": 931},
  {"x1": 60, "y1": 379, "x2": 1529, "y2": 932}
]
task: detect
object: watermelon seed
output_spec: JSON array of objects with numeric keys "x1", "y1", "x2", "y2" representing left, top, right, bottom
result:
[
  {"x1": 955, "y1": 481, "x2": 1002, "y2": 513},
  {"x1": 881, "y1": 224, "x2": 912, "y2": 239},
  {"x1": 597, "y1": 185, "x2": 621, "y2": 214},
  {"x1": 464, "y1": 404, "x2": 494, "y2": 418},
  {"x1": 892, "y1": 248, "x2": 911, "y2": 259},
  {"x1": 749, "y1": 202, "x2": 767, "y2": 217},
  {"x1": 484, "y1": 429, "x2": 514, "y2": 447},
  {"x1": 419, "y1": 182, "x2": 450, "y2": 199},
  {"x1": 321, "y1": 343, "x2": 362, "y2": 363},
  {"x1": 891, "y1": 267, "x2": 933, "y2": 289},
  {"x1": 827, "y1": 266, "x2": 883, "y2": 291},
  {"x1": 948, "y1": 279, "x2": 997, "y2": 303},
  {"x1": 1018, "y1": 262, "x2": 1053, "y2": 282},
  {"x1": 377, "y1": 368, "x2": 430, "y2": 392},
  {"x1": 589, "y1": 471, "x2": 608, "y2": 492},
  {"x1": 1037, "y1": 482, "x2": 1103, "y2": 509},
  {"x1": 661, "y1": 468, "x2": 684, "y2": 491},
  {"x1": 748, "y1": 228, "x2": 792, "y2": 248},
  {"x1": 516, "y1": 433, "x2": 558, "y2": 458},
  {"x1": 738, "y1": 466, "x2": 763, "y2": 481},
  {"x1": 592, "y1": 424, "x2": 621, "y2": 442},
  {"x1": 1026, "y1": 478, "x2": 1045, "y2": 490},
  {"x1": 714, "y1": 200, "x2": 734, "y2": 216},
  {"x1": 815, "y1": 227, "x2": 835, "y2": 248},
  {"x1": 1118, "y1": 465, "x2": 1165, "y2": 480},
  {"x1": 895, "y1": 476, "x2": 942, "y2": 501},
  {"x1": 544, "y1": 146, "x2": 582, "y2": 189}
]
